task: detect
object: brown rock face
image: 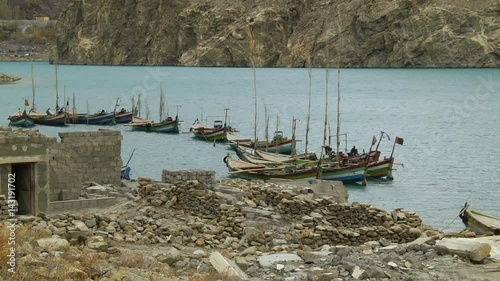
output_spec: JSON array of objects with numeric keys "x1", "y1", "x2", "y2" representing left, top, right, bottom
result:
[{"x1": 53, "y1": 0, "x2": 500, "y2": 67}]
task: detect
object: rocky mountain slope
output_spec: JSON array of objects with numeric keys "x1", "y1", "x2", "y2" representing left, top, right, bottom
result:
[
  {"x1": 53, "y1": 0, "x2": 500, "y2": 67},
  {"x1": 4, "y1": 0, "x2": 71, "y2": 20}
]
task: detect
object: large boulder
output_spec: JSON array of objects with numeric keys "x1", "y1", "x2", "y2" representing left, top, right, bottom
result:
[{"x1": 36, "y1": 238, "x2": 71, "y2": 252}]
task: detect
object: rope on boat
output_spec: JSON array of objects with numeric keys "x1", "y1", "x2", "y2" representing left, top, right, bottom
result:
[{"x1": 439, "y1": 214, "x2": 461, "y2": 232}]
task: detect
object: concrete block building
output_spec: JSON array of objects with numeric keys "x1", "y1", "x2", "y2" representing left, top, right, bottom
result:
[{"x1": 0, "y1": 127, "x2": 122, "y2": 216}]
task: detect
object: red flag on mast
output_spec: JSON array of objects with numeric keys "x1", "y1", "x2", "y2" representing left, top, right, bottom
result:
[
  {"x1": 395, "y1": 136, "x2": 404, "y2": 145},
  {"x1": 24, "y1": 99, "x2": 29, "y2": 106}
]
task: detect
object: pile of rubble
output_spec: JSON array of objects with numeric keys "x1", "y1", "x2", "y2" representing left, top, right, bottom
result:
[{"x1": 1, "y1": 177, "x2": 498, "y2": 281}]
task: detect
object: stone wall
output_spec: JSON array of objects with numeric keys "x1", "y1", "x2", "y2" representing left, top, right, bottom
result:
[
  {"x1": 162, "y1": 170, "x2": 215, "y2": 188},
  {"x1": 51, "y1": 129, "x2": 123, "y2": 200},
  {"x1": 139, "y1": 179, "x2": 424, "y2": 246}
]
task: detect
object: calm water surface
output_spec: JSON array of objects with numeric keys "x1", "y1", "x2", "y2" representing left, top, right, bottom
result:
[{"x1": 1, "y1": 61, "x2": 499, "y2": 232}]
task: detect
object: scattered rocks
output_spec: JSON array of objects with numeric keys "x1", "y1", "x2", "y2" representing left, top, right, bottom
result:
[{"x1": 4, "y1": 176, "x2": 499, "y2": 280}]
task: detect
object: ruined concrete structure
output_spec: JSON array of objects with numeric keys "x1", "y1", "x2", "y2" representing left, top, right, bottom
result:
[
  {"x1": 53, "y1": 131, "x2": 123, "y2": 200},
  {"x1": 0, "y1": 127, "x2": 122, "y2": 216}
]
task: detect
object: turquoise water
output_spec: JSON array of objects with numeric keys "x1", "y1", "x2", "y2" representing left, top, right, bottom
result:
[{"x1": 1, "y1": 61, "x2": 499, "y2": 232}]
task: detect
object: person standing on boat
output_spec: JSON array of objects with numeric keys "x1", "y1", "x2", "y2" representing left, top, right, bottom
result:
[{"x1": 350, "y1": 146, "x2": 358, "y2": 156}]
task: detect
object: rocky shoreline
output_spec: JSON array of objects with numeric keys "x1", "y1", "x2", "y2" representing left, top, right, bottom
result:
[
  {"x1": 0, "y1": 72, "x2": 22, "y2": 84},
  {"x1": 1, "y1": 177, "x2": 498, "y2": 280},
  {"x1": 0, "y1": 42, "x2": 50, "y2": 63}
]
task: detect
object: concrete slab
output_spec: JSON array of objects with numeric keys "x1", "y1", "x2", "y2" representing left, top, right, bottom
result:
[
  {"x1": 210, "y1": 251, "x2": 250, "y2": 280},
  {"x1": 257, "y1": 253, "x2": 303, "y2": 267},
  {"x1": 454, "y1": 236, "x2": 500, "y2": 261},
  {"x1": 436, "y1": 238, "x2": 492, "y2": 262}
]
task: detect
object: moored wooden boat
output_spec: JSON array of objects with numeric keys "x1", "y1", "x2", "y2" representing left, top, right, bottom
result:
[
  {"x1": 191, "y1": 109, "x2": 238, "y2": 142},
  {"x1": 231, "y1": 146, "x2": 285, "y2": 165},
  {"x1": 8, "y1": 110, "x2": 35, "y2": 127},
  {"x1": 69, "y1": 112, "x2": 116, "y2": 125},
  {"x1": 29, "y1": 111, "x2": 67, "y2": 126},
  {"x1": 199, "y1": 128, "x2": 225, "y2": 141},
  {"x1": 459, "y1": 203, "x2": 500, "y2": 235},
  {"x1": 320, "y1": 162, "x2": 368, "y2": 184},
  {"x1": 225, "y1": 151, "x2": 368, "y2": 184},
  {"x1": 126, "y1": 82, "x2": 180, "y2": 133},
  {"x1": 24, "y1": 64, "x2": 67, "y2": 126},
  {"x1": 225, "y1": 156, "x2": 318, "y2": 181},
  {"x1": 115, "y1": 111, "x2": 133, "y2": 124},
  {"x1": 228, "y1": 130, "x2": 295, "y2": 154},
  {"x1": 192, "y1": 121, "x2": 227, "y2": 141},
  {"x1": 126, "y1": 116, "x2": 179, "y2": 133},
  {"x1": 366, "y1": 157, "x2": 394, "y2": 180}
]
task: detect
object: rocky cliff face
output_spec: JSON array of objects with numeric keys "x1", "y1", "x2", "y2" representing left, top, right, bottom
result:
[
  {"x1": 5, "y1": 0, "x2": 71, "y2": 20},
  {"x1": 53, "y1": 0, "x2": 500, "y2": 67}
]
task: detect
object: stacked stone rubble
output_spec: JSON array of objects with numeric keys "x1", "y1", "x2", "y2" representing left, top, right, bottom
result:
[
  {"x1": 14, "y1": 176, "x2": 425, "y2": 252},
  {"x1": 162, "y1": 170, "x2": 215, "y2": 189}
]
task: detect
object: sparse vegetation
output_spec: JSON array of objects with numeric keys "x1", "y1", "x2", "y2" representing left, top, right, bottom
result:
[
  {"x1": 0, "y1": 0, "x2": 21, "y2": 20},
  {"x1": 0, "y1": 224, "x2": 244, "y2": 280},
  {"x1": 0, "y1": 23, "x2": 18, "y2": 40},
  {"x1": 23, "y1": 23, "x2": 57, "y2": 42}
]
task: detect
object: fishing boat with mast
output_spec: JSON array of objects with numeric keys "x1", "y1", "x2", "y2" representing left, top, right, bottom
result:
[
  {"x1": 226, "y1": 62, "x2": 296, "y2": 154},
  {"x1": 114, "y1": 108, "x2": 133, "y2": 124},
  {"x1": 227, "y1": 113, "x2": 296, "y2": 154},
  {"x1": 8, "y1": 99, "x2": 35, "y2": 127},
  {"x1": 68, "y1": 97, "x2": 120, "y2": 125},
  {"x1": 125, "y1": 83, "x2": 179, "y2": 133},
  {"x1": 362, "y1": 132, "x2": 396, "y2": 180},
  {"x1": 191, "y1": 108, "x2": 236, "y2": 141},
  {"x1": 114, "y1": 97, "x2": 133, "y2": 124},
  {"x1": 315, "y1": 51, "x2": 368, "y2": 185},
  {"x1": 225, "y1": 63, "x2": 367, "y2": 184},
  {"x1": 326, "y1": 131, "x2": 396, "y2": 180},
  {"x1": 28, "y1": 64, "x2": 67, "y2": 126}
]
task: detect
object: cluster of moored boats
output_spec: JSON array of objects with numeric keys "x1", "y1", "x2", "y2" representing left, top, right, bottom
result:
[
  {"x1": 185, "y1": 108, "x2": 403, "y2": 185},
  {"x1": 7, "y1": 65, "x2": 404, "y2": 185},
  {"x1": 222, "y1": 130, "x2": 402, "y2": 185},
  {"x1": 7, "y1": 103, "x2": 134, "y2": 127}
]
